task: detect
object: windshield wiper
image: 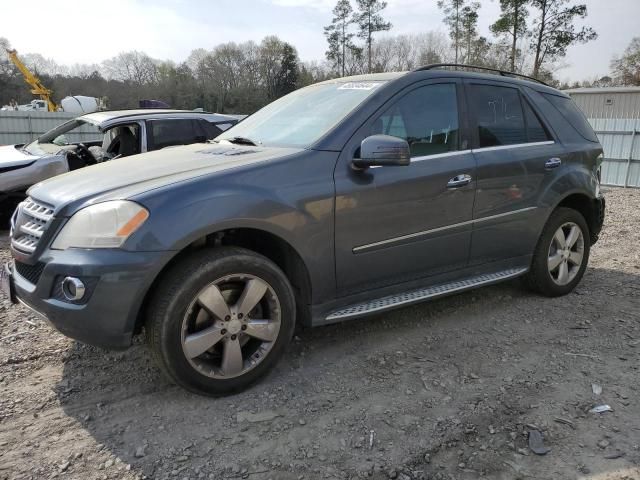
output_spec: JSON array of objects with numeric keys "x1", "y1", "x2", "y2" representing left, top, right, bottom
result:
[{"x1": 225, "y1": 136, "x2": 258, "y2": 146}]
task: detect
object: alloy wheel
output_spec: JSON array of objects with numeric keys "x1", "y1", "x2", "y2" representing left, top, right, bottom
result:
[
  {"x1": 181, "y1": 274, "x2": 281, "y2": 379},
  {"x1": 547, "y1": 222, "x2": 584, "y2": 286}
]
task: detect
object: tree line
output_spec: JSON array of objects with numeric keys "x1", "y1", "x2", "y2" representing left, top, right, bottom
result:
[
  {"x1": 322, "y1": 0, "x2": 599, "y2": 81},
  {"x1": 0, "y1": 0, "x2": 639, "y2": 115}
]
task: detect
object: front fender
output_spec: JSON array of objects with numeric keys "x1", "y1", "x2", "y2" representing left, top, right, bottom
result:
[{"x1": 125, "y1": 150, "x2": 338, "y2": 303}]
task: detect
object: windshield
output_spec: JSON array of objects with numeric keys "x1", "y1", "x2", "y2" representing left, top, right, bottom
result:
[
  {"x1": 217, "y1": 81, "x2": 387, "y2": 148},
  {"x1": 24, "y1": 119, "x2": 102, "y2": 155}
]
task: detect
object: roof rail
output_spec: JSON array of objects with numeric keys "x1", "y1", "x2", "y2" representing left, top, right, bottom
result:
[{"x1": 413, "y1": 63, "x2": 549, "y2": 87}]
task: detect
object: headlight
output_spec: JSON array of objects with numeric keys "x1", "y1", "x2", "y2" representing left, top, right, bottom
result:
[{"x1": 51, "y1": 200, "x2": 149, "y2": 250}]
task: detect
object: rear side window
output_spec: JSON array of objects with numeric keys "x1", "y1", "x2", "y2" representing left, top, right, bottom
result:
[
  {"x1": 468, "y1": 84, "x2": 527, "y2": 147},
  {"x1": 148, "y1": 119, "x2": 206, "y2": 150},
  {"x1": 523, "y1": 99, "x2": 552, "y2": 143},
  {"x1": 541, "y1": 93, "x2": 598, "y2": 143}
]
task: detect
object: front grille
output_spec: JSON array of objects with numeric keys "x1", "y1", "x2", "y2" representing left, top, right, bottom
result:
[
  {"x1": 10, "y1": 198, "x2": 54, "y2": 254},
  {"x1": 15, "y1": 261, "x2": 46, "y2": 285}
]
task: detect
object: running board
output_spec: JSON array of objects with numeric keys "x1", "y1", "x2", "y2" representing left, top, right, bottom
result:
[{"x1": 325, "y1": 268, "x2": 528, "y2": 321}]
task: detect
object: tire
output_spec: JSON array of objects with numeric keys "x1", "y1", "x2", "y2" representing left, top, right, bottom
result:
[
  {"x1": 146, "y1": 247, "x2": 296, "y2": 396},
  {"x1": 524, "y1": 207, "x2": 591, "y2": 297}
]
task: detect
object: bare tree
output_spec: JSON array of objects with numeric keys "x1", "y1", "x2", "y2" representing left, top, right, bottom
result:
[
  {"x1": 102, "y1": 51, "x2": 159, "y2": 85},
  {"x1": 611, "y1": 37, "x2": 640, "y2": 86}
]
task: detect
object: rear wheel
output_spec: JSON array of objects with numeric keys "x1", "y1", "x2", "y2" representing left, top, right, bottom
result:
[
  {"x1": 147, "y1": 247, "x2": 295, "y2": 395},
  {"x1": 525, "y1": 207, "x2": 590, "y2": 297}
]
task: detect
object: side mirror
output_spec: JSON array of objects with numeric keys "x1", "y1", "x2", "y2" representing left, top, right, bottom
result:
[{"x1": 352, "y1": 134, "x2": 411, "y2": 169}]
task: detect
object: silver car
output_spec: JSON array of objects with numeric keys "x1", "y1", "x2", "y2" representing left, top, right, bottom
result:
[{"x1": 0, "y1": 110, "x2": 239, "y2": 223}]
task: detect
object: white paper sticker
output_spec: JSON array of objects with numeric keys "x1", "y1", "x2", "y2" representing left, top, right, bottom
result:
[{"x1": 337, "y1": 82, "x2": 381, "y2": 91}]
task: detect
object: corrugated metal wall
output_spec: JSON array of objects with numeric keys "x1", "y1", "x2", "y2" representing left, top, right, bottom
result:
[
  {"x1": 589, "y1": 118, "x2": 640, "y2": 187},
  {"x1": 0, "y1": 111, "x2": 78, "y2": 145},
  {"x1": 571, "y1": 91, "x2": 640, "y2": 119},
  {"x1": 568, "y1": 90, "x2": 640, "y2": 188}
]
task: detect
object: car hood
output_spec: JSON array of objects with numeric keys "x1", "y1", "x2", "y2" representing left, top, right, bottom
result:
[
  {"x1": 29, "y1": 143, "x2": 304, "y2": 211},
  {"x1": 0, "y1": 144, "x2": 41, "y2": 168}
]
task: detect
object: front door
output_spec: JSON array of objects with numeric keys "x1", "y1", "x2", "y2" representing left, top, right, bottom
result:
[{"x1": 334, "y1": 80, "x2": 477, "y2": 295}]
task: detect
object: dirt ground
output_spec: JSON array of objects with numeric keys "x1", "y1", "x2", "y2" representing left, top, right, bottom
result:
[{"x1": 1, "y1": 188, "x2": 639, "y2": 480}]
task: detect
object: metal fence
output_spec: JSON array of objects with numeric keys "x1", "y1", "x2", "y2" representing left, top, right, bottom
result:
[
  {"x1": 0, "y1": 111, "x2": 78, "y2": 145},
  {"x1": 589, "y1": 117, "x2": 640, "y2": 188},
  {"x1": 1, "y1": 110, "x2": 638, "y2": 187}
]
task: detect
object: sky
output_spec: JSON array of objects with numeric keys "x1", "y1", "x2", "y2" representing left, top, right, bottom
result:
[{"x1": 2, "y1": 0, "x2": 638, "y2": 82}]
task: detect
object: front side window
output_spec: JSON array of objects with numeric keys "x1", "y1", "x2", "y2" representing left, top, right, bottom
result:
[
  {"x1": 469, "y1": 84, "x2": 527, "y2": 148},
  {"x1": 371, "y1": 83, "x2": 459, "y2": 157}
]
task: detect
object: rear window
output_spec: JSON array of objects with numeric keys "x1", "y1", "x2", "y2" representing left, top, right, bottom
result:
[{"x1": 541, "y1": 94, "x2": 598, "y2": 143}]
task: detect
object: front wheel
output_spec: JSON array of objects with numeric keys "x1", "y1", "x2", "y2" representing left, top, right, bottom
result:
[
  {"x1": 146, "y1": 247, "x2": 295, "y2": 395},
  {"x1": 524, "y1": 207, "x2": 591, "y2": 297}
]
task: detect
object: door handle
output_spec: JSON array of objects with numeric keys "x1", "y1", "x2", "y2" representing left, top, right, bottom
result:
[
  {"x1": 545, "y1": 157, "x2": 562, "y2": 169},
  {"x1": 447, "y1": 174, "x2": 472, "y2": 188}
]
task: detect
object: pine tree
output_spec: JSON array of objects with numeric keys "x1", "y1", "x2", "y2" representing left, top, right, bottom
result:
[
  {"x1": 276, "y1": 43, "x2": 299, "y2": 97},
  {"x1": 437, "y1": 0, "x2": 466, "y2": 64},
  {"x1": 460, "y1": 3, "x2": 480, "y2": 64},
  {"x1": 490, "y1": 0, "x2": 530, "y2": 72},
  {"x1": 529, "y1": 0, "x2": 597, "y2": 78},
  {"x1": 353, "y1": 0, "x2": 392, "y2": 73},
  {"x1": 324, "y1": 0, "x2": 356, "y2": 77}
]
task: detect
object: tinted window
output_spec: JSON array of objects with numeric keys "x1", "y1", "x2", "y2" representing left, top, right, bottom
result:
[
  {"x1": 199, "y1": 120, "x2": 222, "y2": 140},
  {"x1": 523, "y1": 99, "x2": 552, "y2": 142},
  {"x1": 149, "y1": 119, "x2": 205, "y2": 150},
  {"x1": 469, "y1": 84, "x2": 526, "y2": 147},
  {"x1": 371, "y1": 83, "x2": 459, "y2": 157},
  {"x1": 216, "y1": 122, "x2": 235, "y2": 131},
  {"x1": 541, "y1": 93, "x2": 599, "y2": 143}
]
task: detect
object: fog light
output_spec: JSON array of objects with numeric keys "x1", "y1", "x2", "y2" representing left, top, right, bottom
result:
[{"x1": 61, "y1": 277, "x2": 86, "y2": 301}]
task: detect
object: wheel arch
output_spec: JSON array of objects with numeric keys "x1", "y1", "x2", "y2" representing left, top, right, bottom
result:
[
  {"x1": 134, "y1": 226, "x2": 313, "y2": 333},
  {"x1": 550, "y1": 191, "x2": 604, "y2": 245}
]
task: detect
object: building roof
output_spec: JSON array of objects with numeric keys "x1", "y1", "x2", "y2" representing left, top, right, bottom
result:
[{"x1": 564, "y1": 87, "x2": 640, "y2": 94}]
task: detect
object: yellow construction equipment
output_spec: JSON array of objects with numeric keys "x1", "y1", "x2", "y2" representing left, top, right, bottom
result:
[{"x1": 5, "y1": 48, "x2": 58, "y2": 112}]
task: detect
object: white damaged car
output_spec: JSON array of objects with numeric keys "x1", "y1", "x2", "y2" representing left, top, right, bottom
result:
[{"x1": 0, "y1": 109, "x2": 239, "y2": 224}]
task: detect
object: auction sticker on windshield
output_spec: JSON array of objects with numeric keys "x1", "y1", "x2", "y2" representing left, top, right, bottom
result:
[{"x1": 337, "y1": 82, "x2": 382, "y2": 90}]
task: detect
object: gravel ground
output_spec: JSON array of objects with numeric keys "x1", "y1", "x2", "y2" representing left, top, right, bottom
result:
[{"x1": 1, "y1": 187, "x2": 639, "y2": 480}]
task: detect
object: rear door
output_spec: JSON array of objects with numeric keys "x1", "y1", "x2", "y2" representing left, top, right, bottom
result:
[
  {"x1": 334, "y1": 80, "x2": 477, "y2": 295},
  {"x1": 465, "y1": 80, "x2": 565, "y2": 266}
]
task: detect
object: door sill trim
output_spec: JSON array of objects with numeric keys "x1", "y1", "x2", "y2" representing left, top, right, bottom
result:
[{"x1": 325, "y1": 267, "x2": 528, "y2": 321}]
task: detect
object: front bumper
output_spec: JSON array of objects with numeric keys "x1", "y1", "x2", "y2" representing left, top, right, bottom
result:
[{"x1": 4, "y1": 248, "x2": 171, "y2": 349}]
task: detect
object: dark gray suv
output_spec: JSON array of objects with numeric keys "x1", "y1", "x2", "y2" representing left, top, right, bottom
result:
[{"x1": 2, "y1": 65, "x2": 605, "y2": 395}]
